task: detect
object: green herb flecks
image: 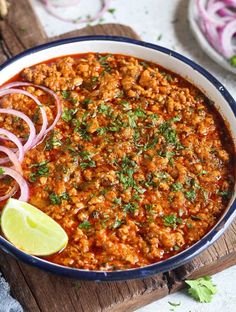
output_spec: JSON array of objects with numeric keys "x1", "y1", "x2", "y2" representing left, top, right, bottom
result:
[
  {"x1": 62, "y1": 108, "x2": 78, "y2": 122},
  {"x1": 123, "y1": 202, "x2": 138, "y2": 214},
  {"x1": 185, "y1": 276, "x2": 217, "y2": 303},
  {"x1": 98, "y1": 54, "x2": 112, "y2": 72},
  {"x1": 0, "y1": 168, "x2": 5, "y2": 175},
  {"x1": 29, "y1": 161, "x2": 49, "y2": 182},
  {"x1": 185, "y1": 189, "x2": 196, "y2": 202},
  {"x1": 230, "y1": 55, "x2": 236, "y2": 67},
  {"x1": 217, "y1": 190, "x2": 232, "y2": 199},
  {"x1": 112, "y1": 217, "x2": 122, "y2": 229},
  {"x1": 80, "y1": 160, "x2": 96, "y2": 170},
  {"x1": 61, "y1": 91, "x2": 77, "y2": 104},
  {"x1": 171, "y1": 182, "x2": 183, "y2": 192},
  {"x1": 108, "y1": 8, "x2": 116, "y2": 14},
  {"x1": 49, "y1": 191, "x2": 70, "y2": 205},
  {"x1": 163, "y1": 214, "x2": 182, "y2": 229},
  {"x1": 49, "y1": 193, "x2": 61, "y2": 205},
  {"x1": 159, "y1": 121, "x2": 178, "y2": 145},
  {"x1": 78, "y1": 220, "x2": 91, "y2": 229},
  {"x1": 45, "y1": 131, "x2": 63, "y2": 151},
  {"x1": 168, "y1": 301, "x2": 181, "y2": 307}
]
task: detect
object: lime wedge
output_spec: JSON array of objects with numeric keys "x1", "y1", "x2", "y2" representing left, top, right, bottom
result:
[{"x1": 0, "y1": 198, "x2": 68, "y2": 256}]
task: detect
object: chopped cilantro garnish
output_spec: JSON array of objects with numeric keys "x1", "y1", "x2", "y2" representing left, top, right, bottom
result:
[
  {"x1": 97, "y1": 127, "x2": 107, "y2": 135},
  {"x1": 29, "y1": 161, "x2": 49, "y2": 182},
  {"x1": 98, "y1": 103, "x2": 111, "y2": 115},
  {"x1": 60, "y1": 192, "x2": 70, "y2": 200},
  {"x1": 230, "y1": 55, "x2": 236, "y2": 67},
  {"x1": 150, "y1": 113, "x2": 159, "y2": 120},
  {"x1": 133, "y1": 108, "x2": 146, "y2": 118},
  {"x1": 80, "y1": 160, "x2": 96, "y2": 170},
  {"x1": 108, "y1": 8, "x2": 116, "y2": 14},
  {"x1": 140, "y1": 61, "x2": 148, "y2": 69},
  {"x1": 79, "y1": 150, "x2": 93, "y2": 160},
  {"x1": 113, "y1": 197, "x2": 122, "y2": 205},
  {"x1": 121, "y1": 100, "x2": 131, "y2": 111},
  {"x1": 49, "y1": 193, "x2": 61, "y2": 205},
  {"x1": 82, "y1": 98, "x2": 91, "y2": 106},
  {"x1": 32, "y1": 107, "x2": 40, "y2": 123},
  {"x1": 79, "y1": 220, "x2": 91, "y2": 229},
  {"x1": 78, "y1": 127, "x2": 91, "y2": 141},
  {"x1": 98, "y1": 54, "x2": 112, "y2": 72},
  {"x1": 61, "y1": 90, "x2": 70, "y2": 99},
  {"x1": 171, "y1": 182, "x2": 183, "y2": 192},
  {"x1": 0, "y1": 168, "x2": 5, "y2": 175},
  {"x1": 163, "y1": 214, "x2": 182, "y2": 228},
  {"x1": 173, "y1": 245, "x2": 180, "y2": 251},
  {"x1": 198, "y1": 170, "x2": 208, "y2": 176},
  {"x1": 217, "y1": 190, "x2": 232, "y2": 199},
  {"x1": 143, "y1": 136, "x2": 158, "y2": 150},
  {"x1": 112, "y1": 217, "x2": 122, "y2": 229},
  {"x1": 62, "y1": 108, "x2": 78, "y2": 122},
  {"x1": 45, "y1": 131, "x2": 62, "y2": 151},
  {"x1": 168, "y1": 301, "x2": 181, "y2": 307},
  {"x1": 185, "y1": 276, "x2": 217, "y2": 303},
  {"x1": 185, "y1": 189, "x2": 196, "y2": 202},
  {"x1": 123, "y1": 202, "x2": 138, "y2": 214},
  {"x1": 128, "y1": 111, "x2": 137, "y2": 128},
  {"x1": 159, "y1": 121, "x2": 178, "y2": 145}
]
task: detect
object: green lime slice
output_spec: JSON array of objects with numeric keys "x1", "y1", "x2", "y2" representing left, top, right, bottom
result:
[{"x1": 1, "y1": 198, "x2": 68, "y2": 256}]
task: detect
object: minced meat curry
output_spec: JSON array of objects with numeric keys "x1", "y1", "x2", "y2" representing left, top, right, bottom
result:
[{"x1": 0, "y1": 53, "x2": 234, "y2": 270}]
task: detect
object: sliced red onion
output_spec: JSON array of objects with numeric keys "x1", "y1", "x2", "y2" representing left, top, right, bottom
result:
[
  {"x1": 0, "y1": 82, "x2": 62, "y2": 136},
  {"x1": 0, "y1": 146, "x2": 22, "y2": 173},
  {"x1": 218, "y1": 7, "x2": 236, "y2": 17},
  {"x1": 0, "y1": 108, "x2": 36, "y2": 152},
  {"x1": 196, "y1": 0, "x2": 236, "y2": 61},
  {"x1": 40, "y1": 0, "x2": 111, "y2": 24},
  {"x1": 0, "y1": 185, "x2": 18, "y2": 201},
  {"x1": 196, "y1": 0, "x2": 227, "y2": 26},
  {"x1": 220, "y1": 20, "x2": 236, "y2": 57},
  {"x1": 0, "y1": 166, "x2": 29, "y2": 202},
  {"x1": 0, "y1": 88, "x2": 48, "y2": 145},
  {"x1": 0, "y1": 128, "x2": 24, "y2": 164}
]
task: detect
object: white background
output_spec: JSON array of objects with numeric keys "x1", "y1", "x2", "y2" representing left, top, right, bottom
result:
[{"x1": 31, "y1": 1, "x2": 236, "y2": 311}]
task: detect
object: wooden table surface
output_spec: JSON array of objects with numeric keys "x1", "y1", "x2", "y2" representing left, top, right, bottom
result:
[{"x1": 0, "y1": 1, "x2": 236, "y2": 311}]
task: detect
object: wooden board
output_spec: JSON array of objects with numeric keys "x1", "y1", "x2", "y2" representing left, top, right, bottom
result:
[{"x1": 0, "y1": 1, "x2": 236, "y2": 311}]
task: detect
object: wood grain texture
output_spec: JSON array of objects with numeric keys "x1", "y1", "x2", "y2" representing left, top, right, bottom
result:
[{"x1": 0, "y1": 1, "x2": 236, "y2": 311}]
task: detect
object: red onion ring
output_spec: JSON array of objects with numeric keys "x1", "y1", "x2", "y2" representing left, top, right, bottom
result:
[
  {"x1": 0, "y1": 146, "x2": 23, "y2": 201},
  {"x1": 0, "y1": 146, "x2": 22, "y2": 173},
  {"x1": 196, "y1": 0, "x2": 236, "y2": 61},
  {"x1": 0, "y1": 108, "x2": 36, "y2": 152},
  {"x1": 220, "y1": 20, "x2": 236, "y2": 57},
  {"x1": 0, "y1": 88, "x2": 48, "y2": 145},
  {"x1": 196, "y1": 0, "x2": 226, "y2": 26},
  {"x1": 0, "y1": 128, "x2": 24, "y2": 164},
  {"x1": 40, "y1": 0, "x2": 111, "y2": 24},
  {"x1": 0, "y1": 82, "x2": 62, "y2": 137},
  {"x1": 0, "y1": 166, "x2": 29, "y2": 202}
]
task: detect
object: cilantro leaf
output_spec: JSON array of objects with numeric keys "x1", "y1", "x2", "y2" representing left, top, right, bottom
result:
[
  {"x1": 168, "y1": 301, "x2": 181, "y2": 307},
  {"x1": 78, "y1": 220, "x2": 91, "y2": 229},
  {"x1": 185, "y1": 276, "x2": 217, "y2": 303},
  {"x1": 0, "y1": 168, "x2": 5, "y2": 175},
  {"x1": 230, "y1": 55, "x2": 236, "y2": 67},
  {"x1": 163, "y1": 214, "x2": 182, "y2": 229}
]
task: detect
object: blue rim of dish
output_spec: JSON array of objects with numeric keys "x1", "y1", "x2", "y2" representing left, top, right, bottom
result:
[{"x1": 0, "y1": 35, "x2": 235, "y2": 281}]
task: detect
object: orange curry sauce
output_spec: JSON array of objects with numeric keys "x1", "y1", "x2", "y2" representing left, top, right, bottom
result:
[{"x1": 0, "y1": 53, "x2": 234, "y2": 270}]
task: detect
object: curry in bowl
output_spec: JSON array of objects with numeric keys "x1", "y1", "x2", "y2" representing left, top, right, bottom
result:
[{"x1": 0, "y1": 53, "x2": 234, "y2": 271}]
